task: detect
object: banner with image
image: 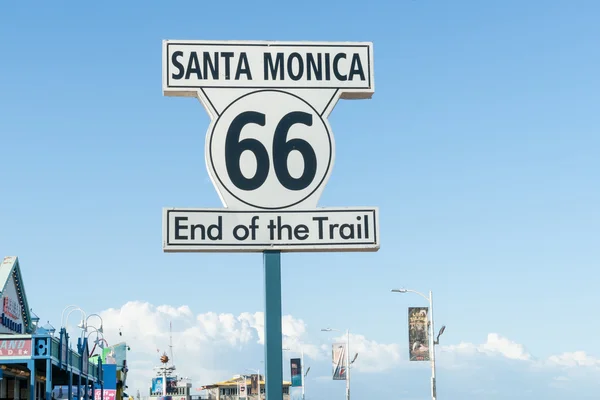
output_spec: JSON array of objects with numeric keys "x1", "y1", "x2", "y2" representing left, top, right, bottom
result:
[
  {"x1": 408, "y1": 307, "x2": 430, "y2": 361},
  {"x1": 238, "y1": 380, "x2": 247, "y2": 399},
  {"x1": 332, "y1": 343, "x2": 347, "y2": 380},
  {"x1": 290, "y1": 357, "x2": 302, "y2": 387},
  {"x1": 151, "y1": 377, "x2": 177, "y2": 394},
  {"x1": 250, "y1": 374, "x2": 259, "y2": 395}
]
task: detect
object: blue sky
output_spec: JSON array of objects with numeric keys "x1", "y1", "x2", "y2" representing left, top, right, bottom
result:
[{"x1": 1, "y1": 0, "x2": 599, "y2": 398}]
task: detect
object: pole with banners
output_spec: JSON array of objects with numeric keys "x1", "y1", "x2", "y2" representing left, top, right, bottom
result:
[
  {"x1": 162, "y1": 40, "x2": 379, "y2": 400},
  {"x1": 323, "y1": 327, "x2": 356, "y2": 400},
  {"x1": 346, "y1": 330, "x2": 350, "y2": 400},
  {"x1": 331, "y1": 340, "x2": 351, "y2": 400},
  {"x1": 393, "y1": 288, "x2": 445, "y2": 400},
  {"x1": 301, "y1": 349, "x2": 306, "y2": 400},
  {"x1": 429, "y1": 291, "x2": 437, "y2": 399}
]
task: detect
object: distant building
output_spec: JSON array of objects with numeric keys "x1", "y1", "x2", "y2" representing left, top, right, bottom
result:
[
  {"x1": 0, "y1": 256, "x2": 103, "y2": 400},
  {"x1": 200, "y1": 375, "x2": 290, "y2": 400},
  {"x1": 148, "y1": 378, "x2": 192, "y2": 400}
]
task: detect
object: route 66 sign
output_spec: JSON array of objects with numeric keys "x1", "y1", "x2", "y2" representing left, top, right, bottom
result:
[{"x1": 162, "y1": 40, "x2": 380, "y2": 252}]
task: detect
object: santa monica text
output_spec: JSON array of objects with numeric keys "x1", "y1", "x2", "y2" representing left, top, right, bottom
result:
[
  {"x1": 163, "y1": 208, "x2": 379, "y2": 253},
  {"x1": 164, "y1": 42, "x2": 373, "y2": 90}
]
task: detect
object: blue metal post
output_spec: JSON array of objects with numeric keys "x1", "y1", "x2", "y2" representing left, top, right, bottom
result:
[
  {"x1": 263, "y1": 250, "x2": 283, "y2": 400},
  {"x1": 46, "y1": 359, "x2": 52, "y2": 400},
  {"x1": 68, "y1": 367, "x2": 73, "y2": 400},
  {"x1": 27, "y1": 360, "x2": 35, "y2": 400}
]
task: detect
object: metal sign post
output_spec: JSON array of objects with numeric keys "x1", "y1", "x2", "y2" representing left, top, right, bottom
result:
[
  {"x1": 264, "y1": 250, "x2": 283, "y2": 399},
  {"x1": 161, "y1": 40, "x2": 378, "y2": 400}
]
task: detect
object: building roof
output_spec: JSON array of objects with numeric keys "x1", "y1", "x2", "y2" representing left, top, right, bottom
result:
[
  {"x1": 0, "y1": 256, "x2": 33, "y2": 334},
  {"x1": 202, "y1": 376, "x2": 291, "y2": 389}
]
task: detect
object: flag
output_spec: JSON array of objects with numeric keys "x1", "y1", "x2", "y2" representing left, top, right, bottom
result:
[
  {"x1": 238, "y1": 380, "x2": 247, "y2": 400},
  {"x1": 290, "y1": 358, "x2": 302, "y2": 387},
  {"x1": 250, "y1": 374, "x2": 259, "y2": 395},
  {"x1": 408, "y1": 307, "x2": 430, "y2": 361},
  {"x1": 332, "y1": 343, "x2": 347, "y2": 380}
]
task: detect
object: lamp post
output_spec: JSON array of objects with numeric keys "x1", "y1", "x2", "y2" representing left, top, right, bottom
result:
[
  {"x1": 61, "y1": 305, "x2": 86, "y2": 330},
  {"x1": 62, "y1": 306, "x2": 87, "y2": 400},
  {"x1": 61, "y1": 305, "x2": 79, "y2": 328},
  {"x1": 282, "y1": 348, "x2": 290, "y2": 382},
  {"x1": 299, "y1": 348, "x2": 310, "y2": 400},
  {"x1": 87, "y1": 327, "x2": 108, "y2": 356},
  {"x1": 85, "y1": 314, "x2": 104, "y2": 333},
  {"x1": 391, "y1": 288, "x2": 446, "y2": 400},
  {"x1": 63, "y1": 306, "x2": 87, "y2": 338},
  {"x1": 321, "y1": 328, "x2": 358, "y2": 400}
]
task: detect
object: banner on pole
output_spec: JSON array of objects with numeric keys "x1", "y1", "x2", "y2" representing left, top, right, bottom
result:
[
  {"x1": 290, "y1": 358, "x2": 302, "y2": 387},
  {"x1": 238, "y1": 380, "x2": 247, "y2": 399},
  {"x1": 250, "y1": 374, "x2": 259, "y2": 395},
  {"x1": 332, "y1": 343, "x2": 347, "y2": 380},
  {"x1": 408, "y1": 307, "x2": 430, "y2": 361}
]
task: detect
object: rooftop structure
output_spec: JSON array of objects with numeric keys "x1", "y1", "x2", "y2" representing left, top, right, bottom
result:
[{"x1": 201, "y1": 375, "x2": 291, "y2": 400}]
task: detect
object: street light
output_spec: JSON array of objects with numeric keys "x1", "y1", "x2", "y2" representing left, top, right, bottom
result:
[
  {"x1": 87, "y1": 327, "x2": 108, "y2": 355},
  {"x1": 61, "y1": 305, "x2": 83, "y2": 328},
  {"x1": 321, "y1": 328, "x2": 358, "y2": 400},
  {"x1": 62, "y1": 306, "x2": 87, "y2": 338},
  {"x1": 296, "y1": 346, "x2": 310, "y2": 400},
  {"x1": 391, "y1": 288, "x2": 446, "y2": 400},
  {"x1": 282, "y1": 347, "x2": 291, "y2": 381},
  {"x1": 85, "y1": 314, "x2": 104, "y2": 333}
]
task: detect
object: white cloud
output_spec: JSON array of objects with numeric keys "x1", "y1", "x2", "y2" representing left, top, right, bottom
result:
[
  {"x1": 86, "y1": 301, "x2": 600, "y2": 399},
  {"x1": 93, "y1": 301, "x2": 325, "y2": 393},
  {"x1": 442, "y1": 333, "x2": 532, "y2": 361},
  {"x1": 547, "y1": 351, "x2": 600, "y2": 368}
]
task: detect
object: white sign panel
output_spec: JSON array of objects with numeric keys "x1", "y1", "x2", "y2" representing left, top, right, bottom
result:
[
  {"x1": 163, "y1": 41, "x2": 373, "y2": 96},
  {"x1": 162, "y1": 40, "x2": 378, "y2": 252},
  {"x1": 163, "y1": 208, "x2": 379, "y2": 252}
]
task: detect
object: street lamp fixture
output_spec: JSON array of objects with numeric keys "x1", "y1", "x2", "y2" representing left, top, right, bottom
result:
[
  {"x1": 62, "y1": 306, "x2": 87, "y2": 338},
  {"x1": 435, "y1": 325, "x2": 446, "y2": 345},
  {"x1": 86, "y1": 314, "x2": 104, "y2": 333},
  {"x1": 87, "y1": 327, "x2": 108, "y2": 355},
  {"x1": 61, "y1": 305, "x2": 80, "y2": 328}
]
